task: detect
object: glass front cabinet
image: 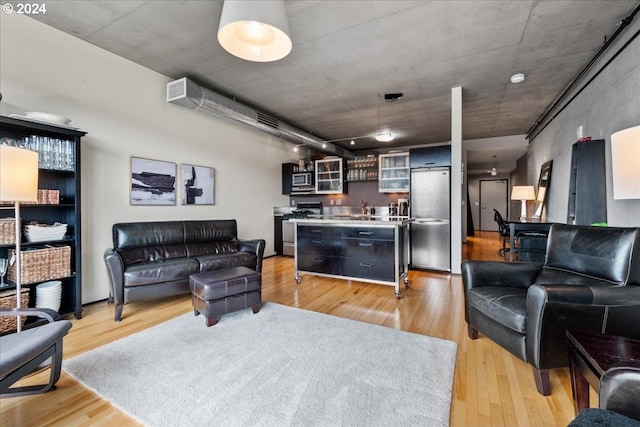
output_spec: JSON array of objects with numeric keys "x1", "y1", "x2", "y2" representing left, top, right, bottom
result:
[
  {"x1": 315, "y1": 157, "x2": 346, "y2": 194},
  {"x1": 379, "y1": 152, "x2": 410, "y2": 193},
  {"x1": 0, "y1": 116, "x2": 85, "y2": 326}
]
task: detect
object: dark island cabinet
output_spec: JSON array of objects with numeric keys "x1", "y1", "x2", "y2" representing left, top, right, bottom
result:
[
  {"x1": 0, "y1": 115, "x2": 85, "y2": 320},
  {"x1": 296, "y1": 225, "x2": 341, "y2": 274},
  {"x1": 296, "y1": 225, "x2": 395, "y2": 282}
]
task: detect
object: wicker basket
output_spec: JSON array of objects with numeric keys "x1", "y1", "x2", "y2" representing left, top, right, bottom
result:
[
  {"x1": 48, "y1": 246, "x2": 71, "y2": 278},
  {"x1": 7, "y1": 245, "x2": 71, "y2": 285},
  {"x1": 0, "y1": 217, "x2": 16, "y2": 245},
  {"x1": 0, "y1": 288, "x2": 30, "y2": 333}
]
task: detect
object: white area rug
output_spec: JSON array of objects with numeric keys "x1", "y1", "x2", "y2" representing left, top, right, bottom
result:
[{"x1": 64, "y1": 302, "x2": 457, "y2": 426}]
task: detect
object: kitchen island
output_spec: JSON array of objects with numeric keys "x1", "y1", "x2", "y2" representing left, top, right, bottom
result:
[{"x1": 290, "y1": 216, "x2": 412, "y2": 298}]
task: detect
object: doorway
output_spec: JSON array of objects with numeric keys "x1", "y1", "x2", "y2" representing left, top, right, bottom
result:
[{"x1": 479, "y1": 179, "x2": 508, "y2": 231}]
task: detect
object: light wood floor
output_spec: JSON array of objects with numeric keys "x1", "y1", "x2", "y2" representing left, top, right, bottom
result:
[{"x1": 1, "y1": 231, "x2": 592, "y2": 426}]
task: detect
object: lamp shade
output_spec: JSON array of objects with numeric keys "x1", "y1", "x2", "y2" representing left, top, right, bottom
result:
[
  {"x1": 611, "y1": 125, "x2": 640, "y2": 200},
  {"x1": 0, "y1": 146, "x2": 39, "y2": 202},
  {"x1": 218, "y1": 0, "x2": 292, "y2": 62},
  {"x1": 511, "y1": 185, "x2": 536, "y2": 201}
]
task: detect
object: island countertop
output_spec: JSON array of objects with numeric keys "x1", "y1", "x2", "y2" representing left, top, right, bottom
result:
[{"x1": 289, "y1": 216, "x2": 413, "y2": 226}]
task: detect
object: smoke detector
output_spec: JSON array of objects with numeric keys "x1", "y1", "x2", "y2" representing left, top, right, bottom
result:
[{"x1": 384, "y1": 93, "x2": 403, "y2": 102}]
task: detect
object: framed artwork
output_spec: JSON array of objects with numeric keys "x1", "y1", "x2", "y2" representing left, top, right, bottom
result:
[
  {"x1": 130, "y1": 157, "x2": 177, "y2": 205},
  {"x1": 181, "y1": 164, "x2": 215, "y2": 205}
]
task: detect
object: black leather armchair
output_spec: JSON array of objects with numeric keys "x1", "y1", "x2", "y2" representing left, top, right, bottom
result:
[{"x1": 462, "y1": 224, "x2": 640, "y2": 395}]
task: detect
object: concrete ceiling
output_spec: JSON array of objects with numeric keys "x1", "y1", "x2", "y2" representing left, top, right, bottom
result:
[{"x1": 15, "y1": 0, "x2": 640, "y2": 173}]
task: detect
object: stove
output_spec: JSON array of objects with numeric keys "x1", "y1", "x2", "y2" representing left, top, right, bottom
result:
[
  {"x1": 283, "y1": 209, "x2": 315, "y2": 219},
  {"x1": 282, "y1": 203, "x2": 322, "y2": 256}
]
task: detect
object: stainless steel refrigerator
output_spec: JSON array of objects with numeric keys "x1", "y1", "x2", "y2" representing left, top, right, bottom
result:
[{"x1": 410, "y1": 167, "x2": 451, "y2": 271}]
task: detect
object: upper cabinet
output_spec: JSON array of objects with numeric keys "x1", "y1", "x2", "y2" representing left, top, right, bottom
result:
[
  {"x1": 0, "y1": 115, "x2": 85, "y2": 320},
  {"x1": 379, "y1": 152, "x2": 409, "y2": 193},
  {"x1": 410, "y1": 145, "x2": 451, "y2": 168},
  {"x1": 315, "y1": 157, "x2": 347, "y2": 194}
]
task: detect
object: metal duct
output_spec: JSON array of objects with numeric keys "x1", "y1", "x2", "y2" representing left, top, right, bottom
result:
[{"x1": 166, "y1": 77, "x2": 354, "y2": 159}]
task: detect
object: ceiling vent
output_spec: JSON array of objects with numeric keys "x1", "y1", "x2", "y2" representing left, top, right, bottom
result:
[{"x1": 167, "y1": 77, "x2": 354, "y2": 159}]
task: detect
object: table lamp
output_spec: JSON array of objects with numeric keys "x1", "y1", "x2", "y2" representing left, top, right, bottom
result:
[
  {"x1": 511, "y1": 185, "x2": 536, "y2": 221},
  {"x1": 0, "y1": 145, "x2": 39, "y2": 332}
]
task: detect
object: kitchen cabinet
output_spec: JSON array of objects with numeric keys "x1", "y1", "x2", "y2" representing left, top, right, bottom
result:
[
  {"x1": 378, "y1": 152, "x2": 409, "y2": 193},
  {"x1": 567, "y1": 139, "x2": 606, "y2": 225},
  {"x1": 315, "y1": 157, "x2": 347, "y2": 194},
  {"x1": 0, "y1": 115, "x2": 85, "y2": 320},
  {"x1": 281, "y1": 163, "x2": 295, "y2": 195},
  {"x1": 409, "y1": 145, "x2": 451, "y2": 168}
]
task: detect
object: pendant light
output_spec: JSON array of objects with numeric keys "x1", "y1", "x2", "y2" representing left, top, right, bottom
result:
[
  {"x1": 218, "y1": 0, "x2": 292, "y2": 62},
  {"x1": 374, "y1": 93, "x2": 395, "y2": 142}
]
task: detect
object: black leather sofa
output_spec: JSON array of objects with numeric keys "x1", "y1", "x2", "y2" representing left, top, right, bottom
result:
[
  {"x1": 462, "y1": 224, "x2": 640, "y2": 395},
  {"x1": 104, "y1": 220, "x2": 265, "y2": 321}
]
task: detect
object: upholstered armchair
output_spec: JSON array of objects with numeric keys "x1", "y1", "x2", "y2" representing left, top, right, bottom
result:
[
  {"x1": 462, "y1": 224, "x2": 640, "y2": 395},
  {"x1": 0, "y1": 308, "x2": 72, "y2": 397}
]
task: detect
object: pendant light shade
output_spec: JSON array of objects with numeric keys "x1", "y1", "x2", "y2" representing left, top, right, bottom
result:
[{"x1": 218, "y1": 0, "x2": 292, "y2": 62}]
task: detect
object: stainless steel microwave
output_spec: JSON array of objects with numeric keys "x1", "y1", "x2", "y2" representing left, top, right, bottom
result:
[{"x1": 292, "y1": 172, "x2": 313, "y2": 187}]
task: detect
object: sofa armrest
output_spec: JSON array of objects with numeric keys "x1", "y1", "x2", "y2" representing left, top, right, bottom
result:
[
  {"x1": 104, "y1": 248, "x2": 125, "y2": 305},
  {"x1": 599, "y1": 361, "x2": 640, "y2": 421},
  {"x1": 238, "y1": 239, "x2": 266, "y2": 273},
  {"x1": 462, "y1": 260, "x2": 543, "y2": 291},
  {"x1": 0, "y1": 308, "x2": 61, "y2": 323},
  {"x1": 526, "y1": 284, "x2": 640, "y2": 369}
]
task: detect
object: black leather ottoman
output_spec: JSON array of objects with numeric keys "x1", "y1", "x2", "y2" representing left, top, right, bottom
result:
[{"x1": 189, "y1": 266, "x2": 262, "y2": 327}]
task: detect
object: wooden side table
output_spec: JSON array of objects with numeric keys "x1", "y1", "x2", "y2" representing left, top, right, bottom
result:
[{"x1": 566, "y1": 329, "x2": 640, "y2": 416}]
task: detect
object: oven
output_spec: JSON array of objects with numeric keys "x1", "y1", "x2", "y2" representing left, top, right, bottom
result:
[
  {"x1": 282, "y1": 202, "x2": 323, "y2": 257},
  {"x1": 282, "y1": 221, "x2": 296, "y2": 256}
]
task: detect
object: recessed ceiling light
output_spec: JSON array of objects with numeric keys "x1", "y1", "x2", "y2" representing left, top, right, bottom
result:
[
  {"x1": 350, "y1": 140, "x2": 355, "y2": 145},
  {"x1": 510, "y1": 73, "x2": 526, "y2": 84}
]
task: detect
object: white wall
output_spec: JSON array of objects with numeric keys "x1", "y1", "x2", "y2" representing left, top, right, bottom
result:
[{"x1": 1, "y1": 14, "x2": 296, "y2": 303}]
